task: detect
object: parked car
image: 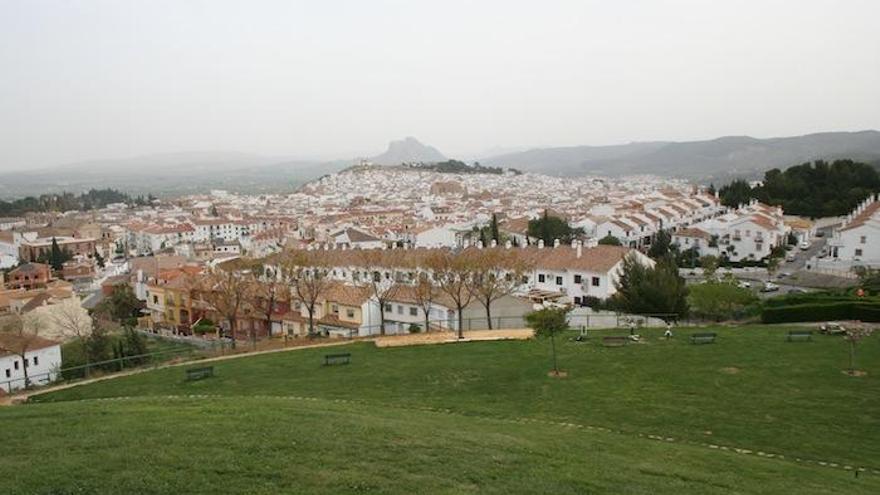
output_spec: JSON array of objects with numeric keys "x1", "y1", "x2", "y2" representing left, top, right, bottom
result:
[
  {"x1": 761, "y1": 282, "x2": 780, "y2": 292},
  {"x1": 815, "y1": 231, "x2": 825, "y2": 238},
  {"x1": 786, "y1": 253, "x2": 796, "y2": 262},
  {"x1": 799, "y1": 241, "x2": 811, "y2": 250},
  {"x1": 738, "y1": 280, "x2": 752, "y2": 289},
  {"x1": 820, "y1": 322, "x2": 846, "y2": 335}
]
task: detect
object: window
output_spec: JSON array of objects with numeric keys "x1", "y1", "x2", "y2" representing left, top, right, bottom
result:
[
  {"x1": 4, "y1": 369, "x2": 9, "y2": 378},
  {"x1": 856, "y1": 248, "x2": 863, "y2": 257},
  {"x1": 14, "y1": 361, "x2": 19, "y2": 370},
  {"x1": 555, "y1": 276, "x2": 563, "y2": 286},
  {"x1": 346, "y1": 309, "x2": 355, "y2": 319},
  {"x1": 332, "y1": 304, "x2": 339, "y2": 315},
  {"x1": 409, "y1": 307, "x2": 418, "y2": 316},
  {"x1": 591, "y1": 277, "x2": 600, "y2": 287},
  {"x1": 861, "y1": 236, "x2": 867, "y2": 244},
  {"x1": 384, "y1": 303, "x2": 392, "y2": 312},
  {"x1": 33, "y1": 356, "x2": 38, "y2": 366},
  {"x1": 538, "y1": 274, "x2": 545, "y2": 283},
  {"x1": 574, "y1": 296, "x2": 582, "y2": 305},
  {"x1": 397, "y1": 305, "x2": 404, "y2": 314},
  {"x1": 24, "y1": 358, "x2": 28, "y2": 368},
  {"x1": 574, "y1": 274, "x2": 582, "y2": 284},
  {"x1": 153, "y1": 295, "x2": 159, "y2": 304}
]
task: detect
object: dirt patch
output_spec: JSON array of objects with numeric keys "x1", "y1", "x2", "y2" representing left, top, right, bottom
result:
[
  {"x1": 842, "y1": 370, "x2": 868, "y2": 377},
  {"x1": 548, "y1": 370, "x2": 568, "y2": 378},
  {"x1": 720, "y1": 367, "x2": 741, "y2": 374},
  {"x1": 374, "y1": 329, "x2": 534, "y2": 348}
]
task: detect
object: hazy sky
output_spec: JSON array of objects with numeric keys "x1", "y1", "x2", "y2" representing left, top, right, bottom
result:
[{"x1": 1, "y1": 0, "x2": 878, "y2": 170}]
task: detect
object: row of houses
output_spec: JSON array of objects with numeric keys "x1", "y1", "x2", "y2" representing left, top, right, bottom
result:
[{"x1": 139, "y1": 244, "x2": 653, "y2": 339}]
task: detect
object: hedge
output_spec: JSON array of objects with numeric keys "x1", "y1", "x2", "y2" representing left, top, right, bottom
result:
[
  {"x1": 761, "y1": 301, "x2": 880, "y2": 323},
  {"x1": 763, "y1": 293, "x2": 877, "y2": 308}
]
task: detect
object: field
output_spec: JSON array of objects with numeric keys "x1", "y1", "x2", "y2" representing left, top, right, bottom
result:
[{"x1": 1, "y1": 325, "x2": 878, "y2": 494}]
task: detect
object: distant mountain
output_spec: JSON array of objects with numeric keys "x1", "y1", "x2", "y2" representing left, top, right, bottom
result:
[
  {"x1": 370, "y1": 137, "x2": 446, "y2": 165},
  {"x1": 480, "y1": 131, "x2": 880, "y2": 181}
]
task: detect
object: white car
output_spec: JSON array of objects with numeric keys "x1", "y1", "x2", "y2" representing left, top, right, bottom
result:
[
  {"x1": 786, "y1": 253, "x2": 796, "y2": 262},
  {"x1": 799, "y1": 241, "x2": 811, "y2": 250},
  {"x1": 760, "y1": 282, "x2": 780, "y2": 292},
  {"x1": 738, "y1": 281, "x2": 752, "y2": 289}
]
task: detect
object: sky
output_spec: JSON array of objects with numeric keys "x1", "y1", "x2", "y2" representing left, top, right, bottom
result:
[{"x1": 0, "y1": 0, "x2": 878, "y2": 170}]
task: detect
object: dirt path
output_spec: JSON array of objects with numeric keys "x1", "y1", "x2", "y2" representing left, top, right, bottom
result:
[
  {"x1": 1, "y1": 339, "x2": 356, "y2": 406},
  {"x1": 373, "y1": 329, "x2": 534, "y2": 347}
]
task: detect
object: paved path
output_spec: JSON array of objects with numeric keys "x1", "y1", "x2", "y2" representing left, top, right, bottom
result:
[{"x1": 0, "y1": 339, "x2": 356, "y2": 406}]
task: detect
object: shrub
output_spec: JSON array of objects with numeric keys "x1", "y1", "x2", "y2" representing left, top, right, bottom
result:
[
  {"x1": 761, "y1": 301, "x2": 880, "y2": 323},
  {"x1": 408, "y1": 323, "x2": 422, "y2": 334}
]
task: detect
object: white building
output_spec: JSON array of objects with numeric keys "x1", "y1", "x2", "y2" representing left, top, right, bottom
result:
[
  {"x1": 0, "y1": 333, "x2": 62, "y2": 393},
  {"x1": 828, "y1": 196, "x2": 880, "y2": 266}
]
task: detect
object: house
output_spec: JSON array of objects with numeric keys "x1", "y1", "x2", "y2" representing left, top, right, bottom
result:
[
  {"x1": 18, "y1": 236, "x2": 97, "y2": 262},
  {"x1": 329, "y1": 227, "x2": 386, "y2": 250},
  {"x1": 828, "y1": 196, "x2": 880, "y2": 266},
  {"x1": 5, "y1": 263, "x2": 51, "y2": 290},
  {"x1": 0, "y1": 331, "x2": 62, "y2": 393}
]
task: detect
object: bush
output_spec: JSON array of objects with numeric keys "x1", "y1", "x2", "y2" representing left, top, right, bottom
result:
[
  {"x1": 761, "y1": 301, "x2": 880, "y2": 323},
  {"x1": 408, "y1": 323, "x2": 422, "y2": 334}
]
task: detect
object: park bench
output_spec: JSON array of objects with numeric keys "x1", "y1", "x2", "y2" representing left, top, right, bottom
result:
[
  {"x1": 602, "y1": 336, "x2": 628, "y2": 347},
  {"x1": 786, "y1": 330, "x2": 813, "y2": 342},
  {"x1": 324, "y1": 353, "x2": 351, "y2": 366},
  {"x1": 690, "y1": 332, "x2": 717, "y2": 345},
  {"x1": 185, "y1": 366, "x2": 214, "y2": 381}
]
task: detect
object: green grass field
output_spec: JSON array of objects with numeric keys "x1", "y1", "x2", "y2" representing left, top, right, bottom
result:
[{"x1": 2, "y1": 325, "x2": 878, "y2": 494}]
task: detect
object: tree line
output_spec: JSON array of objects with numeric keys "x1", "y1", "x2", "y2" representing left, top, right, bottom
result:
[
  {"x1": 0, "y1": 188, "x2": 153, "y2": 216},
  {"x1": 718, "y1": 159, "x2": 880, "y2": 218}
]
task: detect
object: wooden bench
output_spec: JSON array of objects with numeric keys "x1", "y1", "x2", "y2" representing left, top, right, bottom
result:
[
  {"x1": 786, "y1": 330, "x2": 813, "y2": 342},
  {"x1": 690, "y1": 333, "x2": 717, "y2": 345},
  {"x1": 324, "y1": 353, "x2": 351, "y2": 366},
  {"x1": 185, "y1": 366, "x2": 214, "y2": 381},
  {"x1": 602, "y1": 336, "x2": 628, "y2": 347}
]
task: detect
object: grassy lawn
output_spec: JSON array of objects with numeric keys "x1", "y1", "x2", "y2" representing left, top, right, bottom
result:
[{"x1": 3, "y1": 324, "x2": 878, "y2": 493}]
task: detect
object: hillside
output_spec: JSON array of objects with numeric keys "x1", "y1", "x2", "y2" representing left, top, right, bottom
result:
[
  {"x1": 480, "y1": 131, "x2": 880, "y2": 180},
  {"x1": 369, "y1": 136, "x2": 446, "y2": 165},
  {"x1": 4, "y1": 326, "x2": 877, "y2": 494}
]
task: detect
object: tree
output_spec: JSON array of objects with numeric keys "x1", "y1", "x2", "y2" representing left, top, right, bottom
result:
[
  {"x1": 613, "y1": 254, "x2": 688, "y2": 321},
  {"x1": 282, "y1": 251, "x2": 333, "y2": 337},
  {"x1": 843, "y1": 325, "x2": 874, "y2": 375},
  {"x1": 766, "y1": 256, "x2": 781, "y2": 282},
  {"x1": 94, "y1": 285, "x2": 143, "y2": 327},
  {"x1": 597, "y1": 234, "x2": 622, "y2": 246},
  {"x1": 252, "y1": 280, "x2": 283, "y2": 348},
  {"x1": 490, "y1": 213, "x2": 500, "y2": 243},
  {"x1": 51, "y1": 297, "x2": 94, "y2": 367},
  {"x1": 648, "y1": 230, "x2": 672, "y2": 259},
  {"x1": 718, "y1": 179, "x2": 754, "y2": 208},
  {"x1": 412, "y1": 272, "x2": 438, "y2": 333},
  {"x1": 358, "y1": 250, "x2": 401, "y2": 336},
  {"x1": 93, "y1": 249, "x2": 105, "y2": 269},
  {"x1": 427, "y1": 250, "x2": 476, "y2": 339},
  {"x1": 688, "y1": 281, "x2": 756, "y2": 321},
  {"x1": 700, "y1": 255, "x2": 720, "y2": 281},
  {"x1": 48, "y1": 237, "x2": 72, "y2": 271},
  {"x1": 525, "y1": 307, "x2": 569, "y2": 376},
  {"x1": 200, "y1": 268, "x2": 257, "y2": 349},
  {"x1": 0, "y1": 313, "x2": 44, "y2": 389},
  {"x1": 468, "y1": 249, "x2": 531, "y2": 329},
  {"x1": 527, "y1": 210, "x2": 584, "y2": 245}
]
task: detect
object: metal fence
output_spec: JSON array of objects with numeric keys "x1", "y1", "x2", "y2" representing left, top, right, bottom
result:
[{"x1": 0, "y1": 344, "x2": 200, "y2": 395}]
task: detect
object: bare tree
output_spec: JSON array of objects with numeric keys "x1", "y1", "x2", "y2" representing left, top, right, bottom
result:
[
  {"x1": 844, "y1": 324, "x2": 874, "y2": 375},
  {"x1": 469, "y1": 249, "x2": 531, "y2": 329},
  {"x1": 358, "y1": 249, "x2": 401, "y2": 336},
  {"x1": 427, "y1": 250, "x2": 476, "y2": 339},
  {"x1": 200, "y1": 268, "x2": 257, "y2": 349},
  {"x1": 0, "y1": 313, "x2": 45, "y2": 389},
  {"x1": 412, "y1": 272, "x2": 437, "y2": 333},
  {"x1": 252, "y1": 280, "x2": 284, "y2": 346},
  {"x1": 50, "y1": 296, "x2": 93, "y2": 341},
  {"x1": 282, "y1": 251, "x2": 333, "y2": 337}
]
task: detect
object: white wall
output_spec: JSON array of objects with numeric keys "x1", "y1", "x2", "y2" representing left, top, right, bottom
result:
[{"x1": 0, "y1": 344, "x2": 62, "y2": 392}]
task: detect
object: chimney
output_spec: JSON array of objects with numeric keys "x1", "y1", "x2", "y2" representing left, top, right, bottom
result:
[
  {"x1": 538, "y1": 239, "x2": 545, "y2": 249},
  {"x1": 576, "y1": 241, "x2": 583, "y2": 259},
  {"x1": 553, "y1": 238, "x2": 560, "y2": 248}
]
